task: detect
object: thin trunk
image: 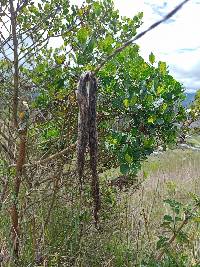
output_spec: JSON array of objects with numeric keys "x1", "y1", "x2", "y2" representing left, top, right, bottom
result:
[
  {"x1": 9, "y1": 0, "x2": 19, "y2": 128},
  {"x1": 9, "y1": 0, "x2": 24, "y2": 258},
  {"x1": 10, "y1": 129, "x2": 27, "y2": 258}
]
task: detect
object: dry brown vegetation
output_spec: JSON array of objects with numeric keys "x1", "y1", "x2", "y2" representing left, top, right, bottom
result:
[{"x1": 0, "y1": 146, "x2": 199, "y2": 266}]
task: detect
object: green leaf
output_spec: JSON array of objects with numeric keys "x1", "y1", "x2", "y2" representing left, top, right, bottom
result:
[
  {"x1": 46, "y1": 128, "x2": 59, "y2": 138},
  {"x1": 54, "y1": 54, "x2": 66, "y2": 65},
  {"x1": 164, "y1": 199, "x2": 183, "y2": 214},
  {"x1": 147, "y1": 116, "x2": 156, "y2": 124},
  {"x1": 176, "y1": 231, "x2": 189, "y2": 244},
  {"x1": 149, "y1": 52, "x2": 155, "y2": 64},
  {"x1": 158, "y1": 61, "x2": 167, "y2": 75},
  {"x1": 93, "y1": 2, "x2": 101, "y2": 16},
  {"x1": 100, "y1": 35, "x2": 114, "y2": 53},
  {"x1": 156, "y1": 236, "x2": 169, "y2": 249},
  {"x1": 120, "y1": 164, "x2": 130, "y2": 174},
  {"x1": 163, "y1": 215, "x2": 173, "y2": 222},
  {"x1": 192, "y1": 217, "x2": 200, "y2": 223},
  {"x1": 125, "y1": 153, "x2": 133, "y2": 164},
  {"x1": 161, "y1": 103, "x2": 168, "y2": 111},
  {"x1": 77, "y1": 28, "x2": 89, "y2": 44},
  {"x1": 123, "y1": 99, "x2": 129, "y2": 108},
  {"x1": 157, "y1": 86, "x2": 164, "y2": 94},
  {"x1": 161, "y1": 221, "x2": 171, "y2": 229},
  {"x1": 87, "y1": 37, "x2": 96, "y2": 52},
  {"x1": 175, "y1": 216, "x2": 182, "y2": 222},
  {"x1": 145, "y1": 95, "x2": 153, "y2": 103},
  {"x1": 130, "y1": 95, "x2": 138, "y2": 106}
]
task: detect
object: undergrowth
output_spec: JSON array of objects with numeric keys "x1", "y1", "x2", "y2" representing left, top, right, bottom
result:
[{"x1": 0, "y1": 148, "x2": 200, "y2": 266}]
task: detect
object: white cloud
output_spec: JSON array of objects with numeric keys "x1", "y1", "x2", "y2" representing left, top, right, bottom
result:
[{"x1": 115, "y1": 0, "x2": 200, "y2": 92}]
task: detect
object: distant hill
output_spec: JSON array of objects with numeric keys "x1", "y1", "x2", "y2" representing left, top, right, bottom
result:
[{"x1": 183, "y1": 92, "x2": 196, "y2": 107}]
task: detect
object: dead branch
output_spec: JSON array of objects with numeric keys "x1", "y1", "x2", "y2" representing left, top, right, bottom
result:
[{"x1": 9, "y1": 144, "x2": 75, "y2": 168}]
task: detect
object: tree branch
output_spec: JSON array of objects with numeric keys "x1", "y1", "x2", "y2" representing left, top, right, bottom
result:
[{"x1": 9, "y1": 144, "x2": 76, "y2": 168}]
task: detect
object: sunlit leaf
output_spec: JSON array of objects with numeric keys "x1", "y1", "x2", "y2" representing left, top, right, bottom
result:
[{"x1": 149, "y1": 52, "x2": 155, "y2": 65}]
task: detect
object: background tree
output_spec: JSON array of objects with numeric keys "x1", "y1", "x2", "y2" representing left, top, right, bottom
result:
[{"x1": 189, "y1": 89, "x2": 200, "y2": 124}]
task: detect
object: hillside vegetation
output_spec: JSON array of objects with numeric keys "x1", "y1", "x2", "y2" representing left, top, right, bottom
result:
[
  {"x1": 0, "y1": 0, "x2": 200, "y2": 266},
  {"x1": 1, "y1": 146, "x2": 200, "y2": 266}
]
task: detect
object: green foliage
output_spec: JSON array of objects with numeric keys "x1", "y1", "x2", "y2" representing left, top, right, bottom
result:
[
  {"x1": 13, "y1": 0, "x2": 186, "y2": 177},
  {"x1": 17, "y1": 0, "x2": 184, "y2": 181},
  {"x1": 189, "y1": 89, "x2": 200, "y2": 123},
  {"x1": 154, "y1": 194, "x2": 200, "y2": 263},
  {"x1": 99, "y1": 48, "x2": 185, "y2": 177},
  {"x1": 0, "y1": 0, "x2": 190, "y2": 265}
]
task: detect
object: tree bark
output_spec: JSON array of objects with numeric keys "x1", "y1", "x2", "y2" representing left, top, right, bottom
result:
[{"x1": 9, "y1": 0, "x2": 19, "y2": 128}]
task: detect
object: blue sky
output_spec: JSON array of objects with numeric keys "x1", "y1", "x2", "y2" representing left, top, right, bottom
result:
[{"x1": 70, "y1": 0, "x2": 200, "y2": 92}]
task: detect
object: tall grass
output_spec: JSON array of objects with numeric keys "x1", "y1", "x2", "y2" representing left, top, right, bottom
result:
[{"x1": 0, "y1": 148, "x2": 200, "y2": 266}]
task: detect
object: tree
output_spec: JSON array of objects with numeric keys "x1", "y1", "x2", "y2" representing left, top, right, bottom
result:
[
  {"x1": 190, "y1": 90, "x2": 200, "y2": 122},
  {"x1": 180, "y1": 89, "x2": 200, "y2": 139},
  {"x1": 0, "y1": 0, "x2": 186, "y2": 263}
]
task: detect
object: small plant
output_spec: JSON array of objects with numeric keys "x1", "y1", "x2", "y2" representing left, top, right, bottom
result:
[{"x1": 155, "y1": 193, "x2": 200, "y2": 264}]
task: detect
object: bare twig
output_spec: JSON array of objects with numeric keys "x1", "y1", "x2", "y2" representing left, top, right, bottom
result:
[
  {"x1": 0, "y1": 35, "x2": 12, "y2": 62},
  {"x1": 0, "y1": 142, "x2": 15, "y2": 161},
  {"x1": 16, "y1": 0, "x2": 28, "y2": 13},
  {"x1": 9, "y1": 144, "x2": 75, "y2": 168}
]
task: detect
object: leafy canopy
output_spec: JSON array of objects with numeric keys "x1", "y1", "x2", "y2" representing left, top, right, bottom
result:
[{"x1": 1, "y1": 0, "x2": 186, "y2": 182}]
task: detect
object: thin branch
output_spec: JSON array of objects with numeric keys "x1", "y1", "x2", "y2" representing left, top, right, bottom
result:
[
  {"x1": 18, "y1": 30, "x2": 47, "y2": 60},
  {"x1": 94, "y1": 0, "x2": 190, "y2": 74},
  {"x1": 0, "y1": 142, "x2": 16, "y2": 161},
  {"x1": 19, "y1": 19, "x2": 81, "y2": 63},
  {"x1": 16, "y1": 0, "x2": 28, "y2": 13},
  {"x1": 9, "y1": 144, "x2": 75, "y2": 168},
  {"x1": 0, "y1": 38, "x2": 12, "y2": 62},
  {"x1": 17, "y1": 8, "x2": 59, "y2": 40},
  {"x1": 0, "y1": 18, "x2": 11, "y2": 35},
  {"x1": 0, "y1": 4, "x2": 10, "y2": 18},
  {"x1": 0, "y1": 31, "x2": 14, "y2": 52},
  {"x1": 20, "y1": 38, "x2": 49, "y2": 67}
]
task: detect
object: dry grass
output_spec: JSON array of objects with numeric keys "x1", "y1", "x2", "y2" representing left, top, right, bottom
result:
[
  {"x1": 0, "y1": 148, "x2": 200, "y2": 266},
  {"x1": 100, "y1": 148, "x2": 200, "y2": 266}
]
